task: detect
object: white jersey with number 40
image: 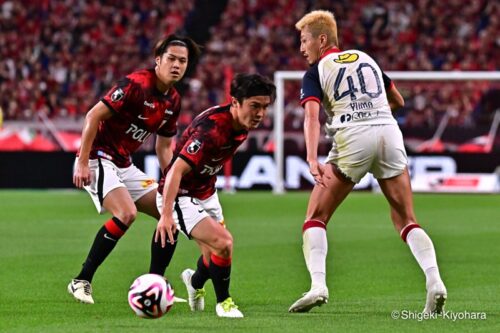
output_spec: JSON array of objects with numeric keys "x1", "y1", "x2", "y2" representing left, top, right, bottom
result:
[{"x1": 300, "y1": 48, "x2": 397, "y2": 131}]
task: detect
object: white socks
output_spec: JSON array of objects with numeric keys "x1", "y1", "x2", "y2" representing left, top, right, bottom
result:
[
  {"x1": 303, "y1": 225, "x2": 328, "y2": 290},
  {"x1": 302, "y1": 222, "x2": 444, "y2": 293},
  {"x1": 405, "y1": 227, "x2": 442, "y2": 288}
]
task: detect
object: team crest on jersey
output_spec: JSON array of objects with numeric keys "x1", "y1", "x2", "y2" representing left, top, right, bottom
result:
[
  {"x1": 111, "y1": 88, "x2": 125, "y2": 102},
  {"x1": 186, "y1": 139, "x2": 202, "y2": 155},
  {"x1": 334, "y1": 53, "x2": 359, "y2": 64}
]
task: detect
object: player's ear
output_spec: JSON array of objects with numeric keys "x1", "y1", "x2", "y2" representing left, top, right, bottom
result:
[
  {"x1": 319, "y1": 34, "x2": 328, "y2": 47},
  {"x1": 155, "y1": 56, "x2": 161, "y2": 66},
  {"x1": 231, "y1": 97, "x2": 239, "y2": 108}
]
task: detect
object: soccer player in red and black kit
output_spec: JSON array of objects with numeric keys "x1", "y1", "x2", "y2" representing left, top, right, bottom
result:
[
  {"x1": 68, "y1": 35, "x2": 200, "y2": 304},
  {"x1": 153, "y1": 73, "x2": 276, "y2": 318}
]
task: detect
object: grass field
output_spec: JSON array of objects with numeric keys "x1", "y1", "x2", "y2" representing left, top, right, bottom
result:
[{"x1": 0, "y1": 190, "x2": 499, "y2": 332}]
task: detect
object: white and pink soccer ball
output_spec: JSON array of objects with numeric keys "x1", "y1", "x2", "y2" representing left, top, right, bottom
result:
[{"x1": 128, "y1": 274, "x2": 175, "y2": 319}]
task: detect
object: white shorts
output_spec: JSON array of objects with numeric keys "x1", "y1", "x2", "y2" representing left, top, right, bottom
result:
[
  {"x1": 326, "y1": 124, "x2": 407, "y2": 183},
  {"x1": 77, "y1": 158, "x2": 158, "y2": 213},
  {"x1": 156, "y1": 191, "x2": 224, "y2": 239}
]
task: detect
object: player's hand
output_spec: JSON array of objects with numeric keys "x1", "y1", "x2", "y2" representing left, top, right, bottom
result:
[
  {"x1": 308, "y1": 160, "x2": 329, "y2": 188},
  {"x1": 73, "y1": 161, "x2": 91, "y2": 188},
  {"x1": 155, "y1": 214, "x2": 177, "y2": 248}
]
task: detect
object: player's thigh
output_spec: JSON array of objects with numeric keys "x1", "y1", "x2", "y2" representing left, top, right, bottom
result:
[
  {"x1": 326, "y1": 126, "x2": 375, "y2": 183},
  {"x1": 377, "y1": 168, "x2": 416, "y2": 222},
  {"x1": 157, "y1": 195, "x2": 212, "y2": 239},
  {"x1": 102, "y1": 186, "x2": 137, "y2": 222},
  {"x1": 190, "y1": 216, "x2": 232, "y2": 252},
  {"x1": 135, "y1": 190, "x2": 160, "y2": 219},
  {"x1": 306, "y1": 163, "x2": 355, "y2": 223},
  {"x1": 119, "y1": 163, "x2": 158, "y2": 205}
]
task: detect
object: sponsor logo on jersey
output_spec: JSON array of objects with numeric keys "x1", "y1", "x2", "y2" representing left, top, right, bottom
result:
[
  {"x1": 334, "y1": 53, "x2": 359, "y2": 64},
  {"x1": 186, "y1": 139, "x2": 202, "y2": 154},
  {"x1": 349, "y1": 101, "x2": 374, "y2": 111},
  {"x1": 200, "y1": 164, "x2": 223, "y2": 176},
  {"x1": 144, "y1": 101, "x2": 155, "y2": 109},
  {"x1": 340, "y1": 110, "x2": 379, "y2": 123},
  {"x1": 125, "y1": 123, "x2": 153, "y2": 143},
  {"x1": 111, "y1": 88, "x2": 125, "y2": 102}
]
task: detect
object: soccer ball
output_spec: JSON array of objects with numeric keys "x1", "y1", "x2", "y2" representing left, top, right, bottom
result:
[{"x1": 128, "y1": 273, "x2": 175, "y2": 318}]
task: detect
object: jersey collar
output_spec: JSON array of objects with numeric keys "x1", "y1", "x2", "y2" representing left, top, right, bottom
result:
[{"x1": 319, "y1": 47, "x2": 341, "y2": 61}]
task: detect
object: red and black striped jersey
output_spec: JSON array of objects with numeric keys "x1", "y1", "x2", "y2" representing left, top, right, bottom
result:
[
  {"x1": 158, "y1": 104, "x2": 248, "y2": 200},
  {"x1": 85, "y1": 68, "x2": 181, "y2": 167}
]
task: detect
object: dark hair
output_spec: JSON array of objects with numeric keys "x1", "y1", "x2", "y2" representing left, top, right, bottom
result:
[
  {"x1": 154, "y1": 34, "x2": 201, "y2": 68},
  {"x1": 230, "y1": 73, "x2": 276, "y2": 104}
]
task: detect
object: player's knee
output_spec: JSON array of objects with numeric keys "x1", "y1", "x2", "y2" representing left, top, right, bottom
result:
[
  {"x1": 213, "y1": 233, "x2": 233, "y2": 258},
  {"x1": 116, "y1": 207, "x2": 138, "y2": 225}
]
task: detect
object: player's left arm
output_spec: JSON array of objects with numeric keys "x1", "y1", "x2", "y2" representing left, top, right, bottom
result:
[
  {"x1": 382, "y1": 72, "x2": 405, "y2": 111},
  {"x1": 156, "y1": 95, "x2": 181, "y2": 170},
  {"x1": 155, "y1": 158, "x2": 192, "y2": 247},
  {"x1": 155, "y1": 135, "x2": 174, "y2": 172},
  {"x1": 386, "y1": 84, "x2": 405, "y2": 111}
]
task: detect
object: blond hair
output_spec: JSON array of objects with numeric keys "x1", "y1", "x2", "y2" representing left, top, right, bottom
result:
[{"x1": 295, "y1": 10, "x2": 339, "y2": 47}]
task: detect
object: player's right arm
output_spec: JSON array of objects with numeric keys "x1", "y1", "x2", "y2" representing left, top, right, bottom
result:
[
  {"x1": 73, "y1": 101, "x2": 113, "y2": 188},
  {"x1": 155, "y1": 158, "x2": 192, "y2": 247},
  {"x1": 303, "y1": 100, "x2": 328, "y2": 187},
  {"x1": 300, "y1": 66, "x2": 329, "y2": 187}
]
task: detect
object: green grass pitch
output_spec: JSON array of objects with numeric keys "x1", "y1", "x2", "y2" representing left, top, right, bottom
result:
[{"x1": 0, "y1": 190, "x2": 498, "y2": 332}]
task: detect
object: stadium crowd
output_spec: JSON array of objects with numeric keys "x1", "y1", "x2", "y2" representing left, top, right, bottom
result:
[
  {"x1": 0, "y1": 0, "x2": 194, "y2": 120},
  {"x1": 1, "y1": 0, "x2": 498, "y2": 131}
]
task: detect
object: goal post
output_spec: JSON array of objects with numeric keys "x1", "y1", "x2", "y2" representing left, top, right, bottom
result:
[{"x1": 273, "y1": 71, "x2": 500, "y2": 194}]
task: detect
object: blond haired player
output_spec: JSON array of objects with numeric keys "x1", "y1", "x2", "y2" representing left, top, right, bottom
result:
[{"x1": 289, "y1": 10, "x2": 447, "y2": 314}]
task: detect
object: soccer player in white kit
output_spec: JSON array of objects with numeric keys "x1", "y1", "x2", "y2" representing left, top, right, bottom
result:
[{"x1": 288, "y1": 10, "x2": 447, "y2": 314}]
